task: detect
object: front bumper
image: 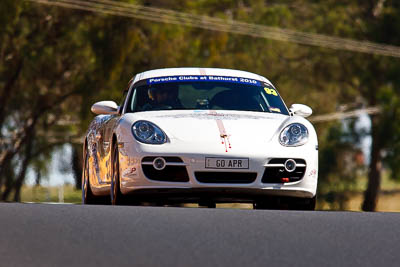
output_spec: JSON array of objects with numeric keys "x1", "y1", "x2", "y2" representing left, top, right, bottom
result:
[{"x1": 118, "y1": 141, "x2": 318, "y2": 199}]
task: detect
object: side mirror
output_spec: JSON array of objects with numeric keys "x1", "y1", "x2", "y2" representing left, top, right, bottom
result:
[
  {"x1": 91, "y1": 101, "x2": 119, "y2": 115},
  {"x1": 289, "y1": 104, "x2": 312, "y2": 118}
]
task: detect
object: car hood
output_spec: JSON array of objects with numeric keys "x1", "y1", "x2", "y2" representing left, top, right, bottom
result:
[{"x1": 123, "y1": 110, "x2": 291, "y2": 148}]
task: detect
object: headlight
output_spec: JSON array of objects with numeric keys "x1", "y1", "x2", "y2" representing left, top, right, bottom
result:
[
  {"x1": 279, "y1": 123, "x2": 308, "y2": 146},
  {"x1": 132, "y1": 121, "x2": 167, "y2": 144}
]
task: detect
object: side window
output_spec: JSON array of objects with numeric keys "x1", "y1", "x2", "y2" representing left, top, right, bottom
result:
[
  {"x1": 120, "y1": 80, "x2": 135, "y2": 114},
  {"x1": 118, "y1": 90, "x2": 128, "y2": 114},
  {"x1": 130, "y1": 89, "x2": 137, "y2": 112}
]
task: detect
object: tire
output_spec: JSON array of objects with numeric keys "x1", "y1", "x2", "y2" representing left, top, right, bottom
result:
[
  {"x1": 289, "y1": 196, "x2": 316, "y2": 211},
  {"x1": 253, "y1": 196, "x2": 281, "y2": 210},
  {"x1": 82, "y1": 149, "x2": 97, "y2": 204},
  {"x1": 253, "y1": 201, "x2": 280, "y2": 210},
  {"x1": 253, "y1": 196, "x2": 316, "y2": 210},
  {"x1": 198, "y1": 201, "x2": 216, "y2": 208},
  {"x1": 111, "y1": 144, "x2": 125, "y2": 205}
]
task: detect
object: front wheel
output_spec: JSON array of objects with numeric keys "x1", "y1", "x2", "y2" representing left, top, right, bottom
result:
[{"x1": 111, "y1": 144, "x2": 125, "y2": 205}]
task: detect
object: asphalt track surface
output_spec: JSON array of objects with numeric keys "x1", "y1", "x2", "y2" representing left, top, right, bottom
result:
[{"x1": 1, "y1": 203, "x2": 400, "y2": 267}]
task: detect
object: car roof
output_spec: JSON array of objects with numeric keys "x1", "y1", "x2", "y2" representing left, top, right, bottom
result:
[{"x1": 132, "y1": 67, "x2": 273, "y2": 85}]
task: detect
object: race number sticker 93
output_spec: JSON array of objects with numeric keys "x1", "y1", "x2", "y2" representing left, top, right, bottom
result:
[{"x1": 264, "y1": 87, "x2": 278, "y2": 96}]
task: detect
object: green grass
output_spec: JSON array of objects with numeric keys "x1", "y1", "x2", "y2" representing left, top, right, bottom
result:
[
  {"x1": 21, "y1": 184, "x2": 82, "y2": 204},
  {"x1": 352, "y1": 170, "x2": 400, "y2": 192}
]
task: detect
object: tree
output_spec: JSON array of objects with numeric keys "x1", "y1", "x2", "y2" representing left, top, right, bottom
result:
[
  {"x1": 347, "y1": 0, "x2": 400, "y2": 211},
  {"x1": 0, "y1": 0, "x2": 96, "y2": 199}
]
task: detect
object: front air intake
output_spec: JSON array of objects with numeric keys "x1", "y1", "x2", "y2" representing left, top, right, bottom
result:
[
  {"x1": 262, "y1": 158, "x2": 306, "y2": 183},
  {"x1": 141, "y1": 157, "x2": 189, "y2": 182}
]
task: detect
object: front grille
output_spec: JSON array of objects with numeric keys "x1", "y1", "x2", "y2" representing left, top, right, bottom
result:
[
  {"x1": 142, "y1": 165, "x2": 189, "y2": 182},
  {"x1": 195, "y1": 172, "x2": 257, "y2": 184},
  {"x1": 262, "y1": 158, "x2": 306, "y2": 183}
]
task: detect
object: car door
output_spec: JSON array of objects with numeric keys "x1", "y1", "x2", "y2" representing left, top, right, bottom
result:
[
  {"x1": 102, "y1": 84, "x2": 131, "y2": 184},
  {"x1": 102, "y1": 115, "x2": 119, "y2": 184},
  {"x1": 94, "y1": 115, "x2": 113, "y2": 186}
]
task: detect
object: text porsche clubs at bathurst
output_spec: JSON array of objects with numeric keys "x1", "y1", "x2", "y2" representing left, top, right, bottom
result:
[{"x1": 82, "y1": 67, "x2": 318, "y2": 210}]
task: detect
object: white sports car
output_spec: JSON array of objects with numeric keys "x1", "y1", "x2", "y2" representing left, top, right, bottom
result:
[{"x1": 82, "y1": 68, "x2": 318, "y2": 210}]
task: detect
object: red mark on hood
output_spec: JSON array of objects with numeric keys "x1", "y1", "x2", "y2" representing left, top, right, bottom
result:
[{"x1": 209, "y1": 110, "x2": 232, "y2": 152}]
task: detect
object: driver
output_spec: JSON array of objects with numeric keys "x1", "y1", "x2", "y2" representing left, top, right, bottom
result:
[{"x1": 144, "y1": 84, "x2": 183, "y2": 110}]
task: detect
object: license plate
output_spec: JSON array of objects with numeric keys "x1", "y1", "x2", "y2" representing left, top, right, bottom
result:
[{"x1": 205, "y1": 158, "x2": 249, "y2": 169}]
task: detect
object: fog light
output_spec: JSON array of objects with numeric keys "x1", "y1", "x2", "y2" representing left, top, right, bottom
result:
[
  {"x1": 284, "y1": 159, "x2": 296, "y2": 172},
  {"x1": 153, "y1": 157, "x2": 166, "y2": 170}
]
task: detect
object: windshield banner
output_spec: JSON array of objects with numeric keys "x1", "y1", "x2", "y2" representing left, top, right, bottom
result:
[{"x1": 147, "y1": 75, "x2": 261, "y2": 86}]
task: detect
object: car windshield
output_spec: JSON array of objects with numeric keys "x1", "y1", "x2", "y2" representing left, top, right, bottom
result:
[{"x1": 127, "y1": 75, "x2": 289, "y2": 115}]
